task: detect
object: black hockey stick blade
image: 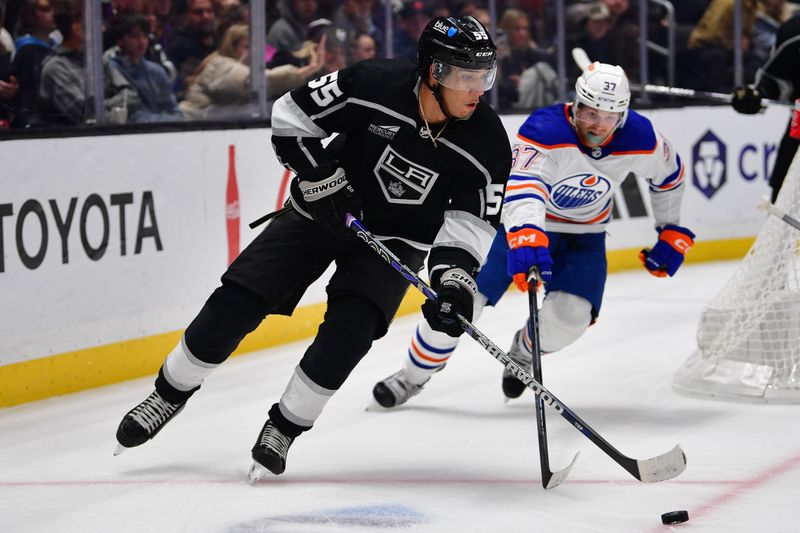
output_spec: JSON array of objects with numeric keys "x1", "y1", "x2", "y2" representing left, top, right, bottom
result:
[
  {"x1": 527, "y1": 272, "x2": 580, "y2": 489},
  {"x1": 345, "y1": 214, "x2": 687, "y2": 484}
]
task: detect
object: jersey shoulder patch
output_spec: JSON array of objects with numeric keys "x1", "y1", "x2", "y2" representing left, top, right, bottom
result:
[
  {"x1": 608, "y1": 110, "x2": 657, "y2": 154},
  {"x1": 517, "y1": 104, "x2": 578, "y2": 149}
]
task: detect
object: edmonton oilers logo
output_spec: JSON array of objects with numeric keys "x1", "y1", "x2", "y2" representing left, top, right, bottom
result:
[{"x1": 551, "y1": 173, "x2": 611, "y2": 209}]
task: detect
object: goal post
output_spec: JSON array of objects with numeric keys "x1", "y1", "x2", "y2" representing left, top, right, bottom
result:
[{"x1": 673, "y1": 150, "x2": 800, "y2": 403}]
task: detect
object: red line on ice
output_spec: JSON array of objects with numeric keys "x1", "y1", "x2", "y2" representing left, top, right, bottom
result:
[{"x1": 649, "y1": 451, "x2": 800, "y2": 531}]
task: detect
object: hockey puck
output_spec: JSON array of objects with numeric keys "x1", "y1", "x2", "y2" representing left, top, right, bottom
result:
[{"x1": 661, "y1": 510, "x2": 689, "y2": 525}]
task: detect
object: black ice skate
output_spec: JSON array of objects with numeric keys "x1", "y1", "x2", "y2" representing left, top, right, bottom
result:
[
  {"x1": 114, "y1": 390, "x2": 185, "y2": 454},
  {"x1": 372, "y1": 369, "x2": 430, "y2": 408},
  {"x1": 248, "y1": 419, "x2": 295, "y2": 481},
  {"x1": 502, "y1": 329, "x2": 533, "y2": 399}
]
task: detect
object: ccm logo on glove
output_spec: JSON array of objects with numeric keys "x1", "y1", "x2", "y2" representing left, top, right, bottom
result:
[
  {"x1": 640, "y1": 224, "x2": 695, "y2": 278},
  {"x1": 506, "y1": 224, "x2": 553, "y2": 292}
]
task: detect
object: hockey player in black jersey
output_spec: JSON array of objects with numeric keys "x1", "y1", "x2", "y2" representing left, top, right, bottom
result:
[
  {"x1": 731, "y1": 13, "x2": 800, "y2": 201},
  {"x1": 114, "y1": 16, "x2": 511, "y2": 480}
]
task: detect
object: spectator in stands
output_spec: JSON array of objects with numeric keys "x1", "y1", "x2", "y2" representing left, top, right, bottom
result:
[
  {"x1": 266, "y1": 0, "x2": 319, "y2": 54},
  {"x1": 0, "y1": 0, "x2": 17, "y2": 127},
  {"x1": 107, "y1": 14, "x2": 182, "y2": 121},
  {"x1": 138, "y1": 0, "x2": 178, "y2": 80},
  {"x1": 38, "y1": 0, "x2": 138, "y2": 125},
  {"x1": 166, "y1": 0, "x2": 216, "y2": 97},
  {"x1": 306, "y1": 18, "x2": 347, "y2": 74},
  {"x1": 567, "y1": 0, "x2": 640, "y2": 78},
  {"x1": 752, "y1": 0, "x2": 797, "y2": 63},
  {"x1": 332, "y1": 0, "x2": 382, "y2": 53},
  {"x1": 102, "y1": 0, "x2": 145, "y2": 49},
  {"x1": 568, "y1": 2, "x2": 615, "y2": 67},
  {"x1": 685, "y1": 0, "x2": 758, "y2": 92},
  {"x1": 216, "y1": 1, "x2": 249, "y2": 41},
  {"x1": 103, "y1": 0, "x2": 177, "y2": 82},
  {"x1": 12, "y1": 0, "x2": 57, "y2": 126},
  {"x1": 179, "y1": 24, "x2": 323, "y2": 119},
  {"x1": 349, "y1": 30, "x2": 376, "y2": 64},
  {"x1": 392, "y1": 0, "x2": 430, "y2": 61},
  {"x1": 496, "y1": 8, "x2": 557, "y2": 110},
  {"x1": 211, "y1": 0, "x2": 239, "y2": 18},
  {"x1": 150, "y1": 0, "x2": 177, "y2": 46}
]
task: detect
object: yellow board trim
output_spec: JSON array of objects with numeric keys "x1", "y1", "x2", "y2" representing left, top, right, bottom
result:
[{"x1": 0, "y1": 237, "x2": 754, "y2": 408}]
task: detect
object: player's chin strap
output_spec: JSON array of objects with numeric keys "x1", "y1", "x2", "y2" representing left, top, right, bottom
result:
[{"x1": 424, "y1": 78, "x2": 455, "y2": 122}]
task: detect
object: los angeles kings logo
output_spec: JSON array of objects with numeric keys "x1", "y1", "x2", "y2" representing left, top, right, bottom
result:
[{"x1": 374, "y1": 146, "x2": 439, "y2": 204}]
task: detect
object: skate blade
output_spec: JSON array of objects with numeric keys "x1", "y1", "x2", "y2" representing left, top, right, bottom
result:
[
  {"x1": 248, "y1": 462, "x2": 270, "y2": 484},
  {"x1": 364, "y1": 400, "x2": 393, "y2": 412},
  {"x1": 113, "y1": 443, "x2": 128, "y2": 456}
]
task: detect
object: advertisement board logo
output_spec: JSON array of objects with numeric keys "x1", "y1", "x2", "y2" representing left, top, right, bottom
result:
[{"x1": 692, "y1": 130, "x2": 726, "y2": 199}]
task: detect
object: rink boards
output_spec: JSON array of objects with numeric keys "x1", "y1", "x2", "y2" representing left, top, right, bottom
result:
[{"x1": 0, "y1": 105, "x2": 786, "y2": 407}]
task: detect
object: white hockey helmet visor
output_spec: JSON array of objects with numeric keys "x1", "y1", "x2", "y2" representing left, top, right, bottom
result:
[
  {"x1": 432, "y1": 58, "x2": 497, "y2": 92},
  {"x1": 574, "y1": 61, "x2": 630, "y2": 126}
]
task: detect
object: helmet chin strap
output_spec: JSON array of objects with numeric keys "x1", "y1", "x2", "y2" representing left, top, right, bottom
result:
[{"x1": 425, "y1": 78, "x2": 455, "y2": 122}]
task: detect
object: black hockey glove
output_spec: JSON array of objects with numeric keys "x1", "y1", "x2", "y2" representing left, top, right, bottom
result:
[
  {"x1": 731, "y1": 85, "x2": 763, "y2": 115},
  {"x1": 422, "y1": 268, "x2": 478, "y2": 338},
  {"x1": 296, "y1": 164, "x2": 363, "y2": 236}
]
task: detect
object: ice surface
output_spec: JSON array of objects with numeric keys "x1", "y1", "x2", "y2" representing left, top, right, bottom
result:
[{"x1": 3, "y1": 261, "x2": 799, "y2": 533}]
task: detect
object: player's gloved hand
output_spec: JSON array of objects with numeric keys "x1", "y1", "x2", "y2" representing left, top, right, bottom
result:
[
  {"x1": 731, "y1": 85, "x2": 763, "y2": 115},
  {"x1": 506, "y1": 224, "x2": 553, "y2": 292},
  {"x1": 295, "y1": 164, "x2": 363, "y2": 236},
  {"x1": 422, "y1": 268, "x2": 478, "y2": 338},
  {"x1": 639, "y1": 224, "x2": 695, "y2": 277}
]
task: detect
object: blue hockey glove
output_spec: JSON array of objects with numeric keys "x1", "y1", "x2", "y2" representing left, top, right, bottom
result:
[
  {"x1": 506, "y1": 224, "x2": 553, "y2": 292},
  {"x1": 639, "y1": 225, "x2": 695, "y2": 277}
]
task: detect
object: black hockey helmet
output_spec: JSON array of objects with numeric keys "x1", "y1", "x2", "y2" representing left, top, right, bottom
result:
[{"x1": 417, "y1": 16, "x2": 497, "y2": 83}]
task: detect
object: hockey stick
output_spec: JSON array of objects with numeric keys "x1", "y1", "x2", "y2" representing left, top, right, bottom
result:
[
  {"x1": 248, "y1": 205, "x2": 292, "y2": 229},
  {"x1": 757, "y1": 198, "x2": 800, "y2": 231},
  {"x1": 527, "y1": 270, "x2": 579, "y2": 489},
  {"x1": 346, "y1": 213, "x2": 687, "y2": 483},
  {"x1": 570, "y1": 47, "x2": 792, "y2": 107}
]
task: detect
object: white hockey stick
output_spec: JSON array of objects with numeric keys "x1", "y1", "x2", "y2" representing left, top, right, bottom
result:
[
  {"x1": 757, "y1": 198, "x2": 800, "y2": 231},
  {"x1": 570, "y1": 47, "x2": 793, "y2": 107}
]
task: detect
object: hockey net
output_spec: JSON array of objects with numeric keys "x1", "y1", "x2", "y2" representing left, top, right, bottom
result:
[{"x1": 673, "y1": 151, "x2": 800, "y2": 403}]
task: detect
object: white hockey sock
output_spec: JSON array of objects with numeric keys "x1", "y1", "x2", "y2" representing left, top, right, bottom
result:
[
  {"x1": 404, "y1": 293, "x2": 488, "y2": 385},
  {"x1": 278, "y1": 366, "x2": 336, "y2": 428},
  {"x1": 404, "y1": 319, "x2": 458, "y2": 385},
  {"x1": 162, "y1": 336, "x2": 220, "y2": 392}
]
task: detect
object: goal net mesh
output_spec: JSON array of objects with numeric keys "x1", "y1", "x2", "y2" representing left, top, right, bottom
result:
[{"x1": 673, "y1": 151, "x2": 800, "y2": 403}]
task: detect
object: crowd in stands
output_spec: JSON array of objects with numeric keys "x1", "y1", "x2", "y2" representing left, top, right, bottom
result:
[{"x1": 0, "y1": 0, "x2": 798, "y2": 128}]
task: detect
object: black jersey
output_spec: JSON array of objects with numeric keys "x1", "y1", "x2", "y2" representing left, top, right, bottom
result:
[
  {"x1": 755, "y1": 14, "x2": 800, "y2": 100},
  {"x1": 270, "y1": 59, "x2": 512, "y2": 275}
]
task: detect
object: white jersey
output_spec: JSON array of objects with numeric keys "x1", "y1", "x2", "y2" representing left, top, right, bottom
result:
[{"x1": 502, "y1": 103, "x2": 685, "y2": 234}]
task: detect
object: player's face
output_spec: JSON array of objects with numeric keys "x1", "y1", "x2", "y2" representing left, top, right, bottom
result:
[
  {"x1": 573, "y1": 105, "x2": 622, "y2": 146},
  {"x1": 439, "y1": 84, "x2": 483, "y2": 119}
]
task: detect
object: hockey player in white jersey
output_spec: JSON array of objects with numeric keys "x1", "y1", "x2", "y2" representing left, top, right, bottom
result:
[{"x1": 373, "y1": 62, "x2": 695, "y2": 407}]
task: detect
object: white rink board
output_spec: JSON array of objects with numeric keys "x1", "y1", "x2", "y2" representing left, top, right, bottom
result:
[{"x1": 0, "y1": 105, "x2": 786, "y2": 365}]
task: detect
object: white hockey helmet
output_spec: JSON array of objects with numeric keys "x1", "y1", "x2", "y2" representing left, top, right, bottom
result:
[{"x1": 573, "y1": 61, "x2": 631, "y2": 127}]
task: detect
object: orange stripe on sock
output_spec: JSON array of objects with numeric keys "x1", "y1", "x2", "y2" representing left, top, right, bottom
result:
[{"x1": 411, "y1": 339, "x2": 451, "y2": 364}]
